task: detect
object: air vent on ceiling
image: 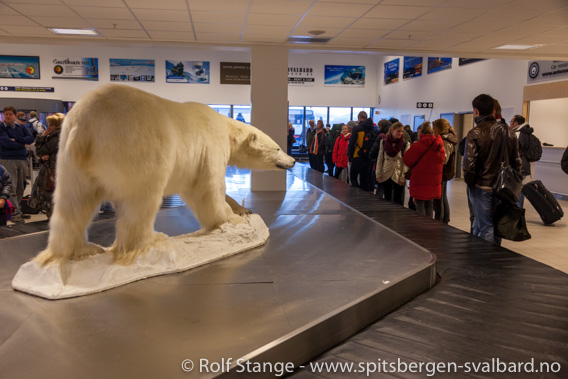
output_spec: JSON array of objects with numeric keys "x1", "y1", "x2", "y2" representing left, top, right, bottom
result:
[{"x1": 287, "y1": 36, "x2": 331, "y2": 44}]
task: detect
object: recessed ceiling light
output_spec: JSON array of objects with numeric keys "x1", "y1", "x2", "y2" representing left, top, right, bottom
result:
[
  {"x1": 493, "y1": 44, "x2": 545, "y2": 50},
  {"x1": 48, "y1": 28, "x2": 100, "y2": 36}
]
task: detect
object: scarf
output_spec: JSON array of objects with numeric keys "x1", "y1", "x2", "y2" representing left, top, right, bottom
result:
[
  {"x1": 311, "y1": 129, "x2": 324, "y2": 154},
  {"x1": 44, "y1": 125, "x2": 60, "y2": 136},
  {"x1": 384, "y1": 134, "x2": 404, "y2": 157}
]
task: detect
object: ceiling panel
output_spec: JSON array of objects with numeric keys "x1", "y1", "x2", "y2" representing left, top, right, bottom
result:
[
  {"x1": 87, "y1": 19, "x2": 142, "y2": 30},
  {"x1": 188, "y1": 0, "x2": 250, "y2": 12},
  {"x1": 29, "y1": 16, "x2": 92, "y2": 28},
  {"x1": 365, "y1": 5, "x2": 434, "y2": 19},
  {"x1": 339, "y1": 28, "x2": 390, "y2": 39},
  {"x1": 72, "y1": 7, "x2": 134, "y2": 20},
  {"x1": 141, "y1": 21, "x2": 193, "y2": 32},
  {"x1": 500, "y1": 0, "x2": 568, "y2": 11},
  {"x1": 147, "y1": 30, "x2": 194, "y2": 41},
  {"x1": 193, "y1": 23, "x2": 242, "y2": 34},
  {"x1": 244, "y1": 25, "x2": 292, "y2": 36},
  {"x1": 130, "y1": 9, "x2": 189, "y2": 22},
  {"x1": 350, "y1": 18, "x2": 408, "y2": 30},
  {"x1": 191, "y1": 11, "x2": 246, "y2": 24},
  {"x1": 297, "y1": 15, "x2": 357, "y2": 28},
  {"x1": 7, "y1": 4, "x2": 76, "y2": 17},
  {"x1": 195, "y1": 32, "x2": 241, "y2": 42},
  {"x1": 398, "y1": 20, "x2": 460, "y2": 33},
  {"x1": 247, "y1": 13, "x2": 302, "y2": 26},
  {"x1": 124, "y1": 0, "x2": 187, "y2": 10},
  {"x1": 62, "y1": 0, "x2": 127, "y2": 7},
  {"x1": 291, "y1": 26, "x2": 344, "y2": 37},
  {"x1": 418, "y1": 7, "x2": 488, "y2": 22},
  {"x1": 249, "y1": 0, "x2": 312, "y2": 15},
  {"x1": 308, "y1": 2, "x2": 375, "y2": 18},
  {"x1": 100, "y1": 29, "x2": 148, "y2": 38},
  {"x1": 0, "y1": 0, "x2": 566, "y2": 59},
  {"x1": 385, "y1": 30, "x2": 439, "y2": 40},
  {"x1": 0, "y1": 15, "x2": 39, "y2": 26}
]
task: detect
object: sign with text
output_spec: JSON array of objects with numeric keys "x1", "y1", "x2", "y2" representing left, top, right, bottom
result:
[
  {"x1": 384, "y1": 58, "x2": 399, "y2": 85},
  {"x1": 52, "y1": 57, "x2": 98, "y2": 80},
  {"x1": 110, "y1": 59, "x2": 155, "y2": 82},
  {"x1": 0, "y1": 55, "x2": 40, "y2": 79},
  {"x1": 288, "y1": 66, "x2": 315, "y2": 86},
  {"x1": 324, "y1": 65, "x2": 365, "y2": 87},
  {"x1": 527, "y1": 60, "x2": 568, "y2": 83},
  {"x1": 220, "y1": 62, "x2": 250, "y2": 85},
  {"x1": 427, "y1": 57, "x2": 452, "y2": 74},
  {"x1": 403, "y1": 57, "x2": 422, "y2": 80},
  {"x1": 166, "y1": 60, "x2": 210, "y2": 83},
  {"x1": 0, "y1": 86, "x2": 54, "y2": 92}
]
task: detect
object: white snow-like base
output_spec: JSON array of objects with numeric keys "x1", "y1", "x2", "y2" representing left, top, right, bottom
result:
[{"x1": 12, "y1": 214, "x2": 269, "y2": 300}]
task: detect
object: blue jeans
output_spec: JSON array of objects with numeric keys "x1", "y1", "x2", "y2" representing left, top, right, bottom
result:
[{"x1": 467, "y1": 186, "x2": 501, "y2": 245}]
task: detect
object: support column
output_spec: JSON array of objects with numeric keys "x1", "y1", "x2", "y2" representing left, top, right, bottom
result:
[{"x1": 250, "y1": 46, "x2": 288, "y2": 191}]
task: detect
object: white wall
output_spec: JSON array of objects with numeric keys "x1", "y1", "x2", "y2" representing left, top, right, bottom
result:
[
  {"x1": 0, "y1": 42, "x2": 379, "y2": 108},
  {"x1": 0, "y1": 42, "x2": 251, "y2": 104},
  {"x1": 376, "y1": 57, "x2": 528, "y2": 128},
  {"x1": 288, "y1": 51, "x2": 378, "y2": 107},
  {"x1": 528, "y1": 98, "x2": 568, "y2": 147}
]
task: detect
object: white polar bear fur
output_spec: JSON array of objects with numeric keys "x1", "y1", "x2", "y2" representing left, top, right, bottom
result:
[{"x1": 34, "y1": 84, "x2": 295, "y2": 266}]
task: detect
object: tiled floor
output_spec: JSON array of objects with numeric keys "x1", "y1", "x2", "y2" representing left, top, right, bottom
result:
[{"x1": 11, "y1": 168, "x2": 568, "y2": 274}]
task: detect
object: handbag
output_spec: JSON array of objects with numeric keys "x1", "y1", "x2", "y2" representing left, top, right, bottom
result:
[
  {"x1": 404, "y1": 140, "x2": 433, "y2": 180},
  {"x1": 493, "y1": 127, "x2": 522, "y2": 204},
  {"x1": 493, "y1": 202, "x2": 531, "y2": 241},
  {"x1": 42, "y1": 164, "x2": 56, "y2": 192}
]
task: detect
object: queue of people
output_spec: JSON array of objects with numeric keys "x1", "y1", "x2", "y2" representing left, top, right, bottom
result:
[
  {"x1": 296, "y1": 93, "x2": 552, "y2": 246},
  {"x1": 1, "y1": 106, "x2": 58, "y2": 225}
]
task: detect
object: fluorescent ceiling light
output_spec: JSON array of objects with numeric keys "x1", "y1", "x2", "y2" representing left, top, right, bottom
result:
[
  {"x1": 493, "y1": 44, "x2": 544, "y2": 50},
  {"x1": 48, "y1": 28, "x2": 100, "y2": 36}
]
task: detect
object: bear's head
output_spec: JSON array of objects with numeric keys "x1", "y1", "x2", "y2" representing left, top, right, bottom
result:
[{"x1": 230, "y1": 129, "x2": 295, "y2": 171}]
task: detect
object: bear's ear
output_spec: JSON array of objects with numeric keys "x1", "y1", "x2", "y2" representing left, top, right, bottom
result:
[{"x1": 248, "y1": 133, "x2": 258, "y2": 143}]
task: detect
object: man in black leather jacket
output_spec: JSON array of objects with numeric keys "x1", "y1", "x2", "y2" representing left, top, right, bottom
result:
[{"x1": 464, "y1": 94, "x2": 522, "y2": 244}]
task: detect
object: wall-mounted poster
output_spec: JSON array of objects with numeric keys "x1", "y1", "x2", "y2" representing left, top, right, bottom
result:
[
  {"x1": 427, "y1": 57, "x2": 452, "y2": 74},
  {"x1": 0, "y1": 55, "x2": 40, "y2": 79},
  {"x1": 527, "y1": 60, "x2": 568, "y2": 83},
  {"x1": 52, "y1": 57, "x2": 98, "y2": 80},
  {"x1": 325, "y1": 65, "x2": 365, "y2": 87},
  {"x1": 166, "y1": 60, "x2": 209, "y2": 83},
  {"x1": 403, "y1": 57, "x2": 422, "y2": 80},
  {"x1": 220, "y1": 62, "x2": 250, "y2": 85},
  {"x1": 288, "y1": 66, "x2": 315, "y2": 86},
  {"x1": 384, "y1": 58, "x2": 399, "y2": 85},
  {"x1": 459, "y1": 58, "x2": 485, "y2": 66},
  {"x1": 110, "y1": 59, "x2": 155, "y2": 82}
]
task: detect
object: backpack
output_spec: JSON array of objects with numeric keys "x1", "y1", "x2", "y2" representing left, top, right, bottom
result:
[
  {"x1": 524, "y1": 133, "x2": 542, "y2": 162},
  {"x1": 358, "y1": 129, "x2": 378, "y2": 159},
  {"x1": 443, "y1": 150, "x2": 456, "y2": 181}
]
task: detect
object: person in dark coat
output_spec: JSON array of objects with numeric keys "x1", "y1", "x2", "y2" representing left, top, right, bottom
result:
[
  {"x1": 30, "y1": 113, "x2": 64, "y2": 218},
  {"x1": 309, "y1": 120, "x2": 326, "y2": 173}
]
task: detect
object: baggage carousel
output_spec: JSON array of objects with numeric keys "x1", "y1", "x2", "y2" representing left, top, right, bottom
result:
[{"x1": 0, "y1": 169, "x2": 436, "y2": 378}]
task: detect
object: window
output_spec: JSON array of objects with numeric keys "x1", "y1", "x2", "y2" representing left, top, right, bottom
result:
[
  {"x1": 306, "y1": 106, "x2": 328, "y2": 125},
  {"x1": 329, "y1": 107, "x2": 352, "y2": 126},
  {"x1": 233, "y1": 105, "x2": 251, "y2": 124},
  {"x1": 414, "y1": 115, "x2": 425, "y2": 130},
  {"x1": 352, "y1": 107, "x2": 371, "y2": 121},
  {"x1": 209, "y1": 104, "x2": 231, "y2": 118}
]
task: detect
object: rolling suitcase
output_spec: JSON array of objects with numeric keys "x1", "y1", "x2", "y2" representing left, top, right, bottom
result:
[{"x1": 522, "y1": 180, "x2": 564, "y2": 225}]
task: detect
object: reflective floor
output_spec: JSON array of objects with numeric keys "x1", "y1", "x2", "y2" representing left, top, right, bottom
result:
[{"x1": 0, "y1": 169, "x2": 435, "y2": 378}]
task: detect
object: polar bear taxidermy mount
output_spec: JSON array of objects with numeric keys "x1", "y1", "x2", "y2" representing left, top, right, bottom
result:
[{"x1": 33, "y1": 84, "x2": 295, "y2": 268}]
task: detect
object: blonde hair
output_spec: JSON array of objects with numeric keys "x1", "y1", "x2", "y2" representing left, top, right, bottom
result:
[
  {"x1": 419, "y1": 121, "x2": 433, "y2": 135},
  {"x1": 387, "y1": 121, "x2": 404, "y2": 135},
  {"x1": 46, "y1": 113, "x2": 65, "y2": 128},
  {"x1": 432, "y1": 118, "x2": 455, "y2": 136}
]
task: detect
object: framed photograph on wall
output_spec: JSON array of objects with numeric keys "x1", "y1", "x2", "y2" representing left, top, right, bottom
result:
[{"x1": 0, "y1": 55, "x2": 40, "y2": 79}]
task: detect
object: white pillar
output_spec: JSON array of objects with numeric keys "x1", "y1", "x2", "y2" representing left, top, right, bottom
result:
[{"x1": 250, "y1": 46, "x2": 288, "y2": 191}]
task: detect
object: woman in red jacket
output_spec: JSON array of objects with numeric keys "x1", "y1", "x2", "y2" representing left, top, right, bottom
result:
[
  {"x1": 402, "y1": 122, "x2": 445, "y2": 218},
  {"x1": 332, "y1": 124, "x2": 350, "y2": 182}
]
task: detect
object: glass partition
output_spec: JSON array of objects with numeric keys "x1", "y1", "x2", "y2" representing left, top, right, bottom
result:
[
  {"x1": 329, "y1": 107, "x2": 352, "y2": 126},
  {"x1": 209, "y1": 104, "x2": 231, "y2": 118}
]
